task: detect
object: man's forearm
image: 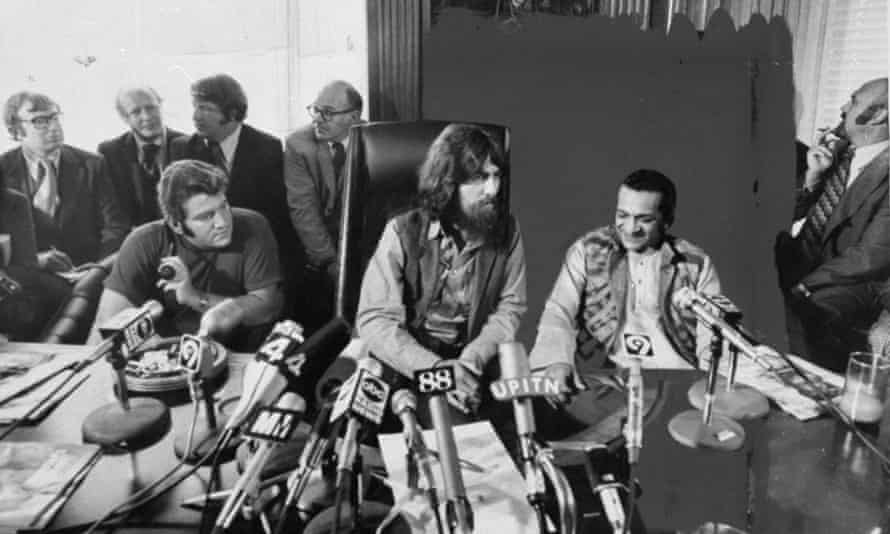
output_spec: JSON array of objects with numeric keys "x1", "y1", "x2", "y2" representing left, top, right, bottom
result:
[{"x1": 187, "y1": 288, "x2": 282, "y2": 326}]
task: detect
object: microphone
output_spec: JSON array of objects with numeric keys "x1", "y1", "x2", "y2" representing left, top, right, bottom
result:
[
  {"x1": 673, "y1": 290, "x2": 771, "y2": 371},
  {"x1": 224, "y1": 320, "x2": 304, "y2": 433},
  {"x1": 214, "y1": 392, "x2": 306, "y2": 532},
  {"x1": 624, "y1": 357, "x2": 643, "y2": 464},
  {"x1": 391, "y1": 388, "x2": 444, "y2": 534},
  {"x1": 331, "y1": 357, "x2": 391, "y2": 491},
  {"x1": 96, "y1": 300, "x2": 164, "y2": 356},
  {"x1": 416, "y1": 365, "x2": 474, "y2": 534}
]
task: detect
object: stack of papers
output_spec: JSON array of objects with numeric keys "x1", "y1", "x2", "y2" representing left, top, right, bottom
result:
[{"x1": 0, "y1": 350, "x2": 83, "y2": 423}]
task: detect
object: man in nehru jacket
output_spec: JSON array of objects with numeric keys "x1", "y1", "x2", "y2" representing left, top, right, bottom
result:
[
  {"x1": 356, "y1": 123, "x2": 527, "y2": 422},
  {"x1": 98, "y1": 85, "x2": 185, "y2": 228},
  {"x1": 529, "y1": 170, "x2": 722, "y2": 404},
  {"x1": 284, "y1": 80, "x2": 364, "y2": 331},
  {"x1": 87, "y1": 159, "x2": 284, "y2": 351}
]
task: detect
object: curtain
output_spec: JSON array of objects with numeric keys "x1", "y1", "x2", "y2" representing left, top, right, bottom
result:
[{"x1": 367, "y1": 0, "x2": 427, "y2": 121}]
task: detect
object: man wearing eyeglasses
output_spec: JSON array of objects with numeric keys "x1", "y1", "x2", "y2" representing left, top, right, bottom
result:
[
  {"x1": 0, "y1": 91, "x2": 127, "y2": 272},
  {"x1": 284, "y1": 80, "x2": 364, "y2": 331},
  {"x1": 98, "y1": 85, "x2": 185, "y2": 228},
  {"x1": 170, "y1": 74, "x2": 299, "y2": 315}
]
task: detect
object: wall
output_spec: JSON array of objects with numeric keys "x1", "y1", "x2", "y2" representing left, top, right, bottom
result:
[{"x1": 424, "y1": 9, "x2": 794, "y2": 351}]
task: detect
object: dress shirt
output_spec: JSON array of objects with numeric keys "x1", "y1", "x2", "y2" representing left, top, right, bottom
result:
[
  {"x1": 22, "y1": 149, "x2": 61, "y2": 195},
  {"x1": 134, "y1": 129, "x2": 167, "y2": 168},
  {"x1": 357, "y1": 217, "x2": 527, "y2": 377},
  {"x1": 216, "y1": 123, "x2": 242, "y2": 173}
]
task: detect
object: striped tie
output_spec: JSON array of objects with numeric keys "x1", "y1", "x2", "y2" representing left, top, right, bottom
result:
[{"x1": 799, "y1": 149, "x2": 853, "y2": 257}]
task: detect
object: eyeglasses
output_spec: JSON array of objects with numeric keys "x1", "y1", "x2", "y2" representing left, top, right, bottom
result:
[
  {"x1": 19, "y1": 112, "x2": 63, "y2": 130},
  {"x1": 306, "y1": 105, "x2": 356, "y2": 122}
]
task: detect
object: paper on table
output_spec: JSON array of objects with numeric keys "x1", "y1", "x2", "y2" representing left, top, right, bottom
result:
[
  {"x1": 0, "y1": 350, "x2": 79, "y2": 402},
  {"x1": 0, "y1": 371, "x2": 85, "y2": 423},
  {"x1": 377, "y1": 420, "x2": 538, "y2": 534},
  {"x1": 725, "y1": 352, "x2": 844, "y2": 421},
  {"x1": 0, "y1": 441, "x2": 101, "y2": 533}
]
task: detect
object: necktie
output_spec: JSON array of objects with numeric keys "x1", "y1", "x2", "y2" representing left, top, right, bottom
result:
[
  {"x1": 799, "y1": 149, "x2": 854, "y2": 256},
  {"x1": 331, "y1": 141, "x2": 346, "y2": 178},
  {"x1": 208, "y1": 140, "x2": 227, "y2": 171},
  {"x1": 32, "y1": 160, "x2": 58, "y2": 217},
  {"x1": 141, "y1": 143, "x2": 160, "y2": 178}
]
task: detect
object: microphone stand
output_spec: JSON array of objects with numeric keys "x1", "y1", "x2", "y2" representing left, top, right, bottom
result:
[
  {"x1": 686, "y1": 314, "x2": 769, "y2": 420},
  {"x1": 668, "y1": 326, "x2": 746, "y2": 451},
  {"x1": 428, "y1": 394, "x2": 473, "y2": 534}
]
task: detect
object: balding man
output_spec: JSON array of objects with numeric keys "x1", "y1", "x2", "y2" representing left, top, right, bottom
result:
[
  {"x1": 284, "y1": 80, "x2": 364, "y2": 330},
  {"x1": 98, "y1": 85, "x2": 185, "y2": 228},
  {"x1": 776, "y1": 77, "x2": 890, "y2": 370}
]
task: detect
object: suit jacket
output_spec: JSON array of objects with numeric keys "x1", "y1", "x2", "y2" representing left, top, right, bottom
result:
[
  {"x1": 170, "y1": 124, "x2": 300, "y2": 277},
  {"x1": 283, "y1": 125, "x2": 341, "y2": 269},
  {"x1": 98, "y1": 127, "x2": 185, "y2": 228},
  {"x1": 0, "y1": 188, "x2": 37, "y2": 267},
  {"x1": 797, "y1": 147, "x2": 890, "y2": 292},
  {"x1": 0, "y1": 145, "x2": 127, "y2": 266}
]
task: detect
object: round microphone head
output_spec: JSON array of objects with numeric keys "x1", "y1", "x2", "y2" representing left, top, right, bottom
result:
[
  {"x1": 277, "y1": 391, "x2": 307, "y2": 415},
  {"x1": 142, "y1": 300, "x2": 164, "y2": 321},
  {"x1": 391, "y1": 388, "x2": 417, "y2": 415},
  {"x1": 157, "y1": 264, "x2": 176, "y2": 280},
  {"x1": 498, "y1": 341, "x2": 530, "y2": 380}
]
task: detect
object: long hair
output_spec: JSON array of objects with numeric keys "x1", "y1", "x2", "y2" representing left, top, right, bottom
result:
[{"x1": 417, "y1": 123, "x2": 508, "y2": 221}]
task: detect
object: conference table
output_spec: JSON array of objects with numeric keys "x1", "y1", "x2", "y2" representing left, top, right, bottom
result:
[{"x1": 1, "y1": 342, "x2": 888, "y2": 534}]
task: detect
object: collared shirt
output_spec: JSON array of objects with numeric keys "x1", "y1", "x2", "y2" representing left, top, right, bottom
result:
[
  {"x1": 21, "y1": 148, "x2": 61, "y2": 194},
  {"x1": 217, "y1": 123, "x2": 242, "y2": 173},
  {"x1": 529, "y1": 235, "x2": 719, "y2": 372},
  {"x1": 357, "y1": 216, "x2": 527, "y2": 377},
  {"x1": 791, "y1": 140, "x2": 890, "y2": 236},
  {"x1": 134, "y1": 128, "x2": 168, "y2": 168},
  {"x1": 328, "y1": 134, "x2": 350, "y2": 156},
  {"x1": 422, "y1": 220, "x2": 484, "y2": 347}
]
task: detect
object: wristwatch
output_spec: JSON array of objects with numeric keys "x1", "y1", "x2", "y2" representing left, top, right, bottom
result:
[{"x1": 792, "y1": 283, "x2": 812, "y2": 300}]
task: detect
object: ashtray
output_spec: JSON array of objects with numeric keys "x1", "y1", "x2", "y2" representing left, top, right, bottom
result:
[{"x1": 124, "y1": 338, "x2": 228, "y2": 393}]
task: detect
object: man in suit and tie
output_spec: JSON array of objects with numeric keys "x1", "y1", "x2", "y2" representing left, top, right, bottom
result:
[
  {"x1": 775, "y1": 77, "x2": 890, "y2": 370},
  {"x1": 170, "y1": 74, "x2": 299, "y2": 311},
  {"x1": 98, "y1": 85, "x2": 185, "y2": 228},
  {"x1": 284, "y1": 80, "x2": 363, "y2": 331},
  {"x1": 0, "y1": 91, "x2": 127, "y2": 272}
]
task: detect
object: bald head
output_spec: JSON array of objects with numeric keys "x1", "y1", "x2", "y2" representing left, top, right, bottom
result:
[
  {"x1": 116, "y1": 85, "x2": 164, "y2": 141},
  {"x1": 842, "y1": 77, "x2": 888, "y2": 146},
  {"x1": 310, "y1": 80, "x2": 363, "y2": 142}
]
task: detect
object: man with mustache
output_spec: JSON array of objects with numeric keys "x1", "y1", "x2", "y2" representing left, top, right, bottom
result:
[
  {"x1": 356, "y1": 123, "x2": 527, "y2": 418},
  {"x1": 529, "y1": 170, "x2": 722, "y2": 403},
  {"x1": 87, "y1": 160, "x2": 284, "y2": 350},
  {"x1": 98, "y1": 85, "x2": 185, "y2": 228},
  {"x1": 775, "y1": 77, "x2": 889, "y2": 371}
]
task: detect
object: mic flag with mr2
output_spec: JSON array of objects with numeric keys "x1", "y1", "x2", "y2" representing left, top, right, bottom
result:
[
  {"x1": 214, "y1": 392, "x2": 306, "y2": 533},
  {"x1": 82, "y1": 300, "x2": 172, "y2": 454}
]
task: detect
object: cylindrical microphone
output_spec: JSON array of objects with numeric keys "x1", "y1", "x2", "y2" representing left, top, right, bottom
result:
[
  {"x1": 215, "y1": 392, "x2": 306, "y2": 532},
  {"x1": 498, "y1": 342, "x2": 536, "y2": 437},
  {"x1": 429, "y1": 393, "x2": 473, "y2": 533},
  {"x1": 625, "y1": 358, "x2": 643, "y2": 464},
  {"x1": 157, "y1": 263, "x2": 176, "y2": 280}
]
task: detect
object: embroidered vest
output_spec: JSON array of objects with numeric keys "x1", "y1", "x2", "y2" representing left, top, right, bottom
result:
[{"x1": 574, "y1": 226, "x2": 705, "y2": 369}]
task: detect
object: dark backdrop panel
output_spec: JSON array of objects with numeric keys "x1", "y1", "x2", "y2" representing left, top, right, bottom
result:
[{"x1": 423, "y1": 9, "x2": 794, "y2": 351}]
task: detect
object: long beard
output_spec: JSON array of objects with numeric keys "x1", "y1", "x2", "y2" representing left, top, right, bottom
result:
[{"x1": 453, "y1": 199, "x2": 502, "y2": 240}]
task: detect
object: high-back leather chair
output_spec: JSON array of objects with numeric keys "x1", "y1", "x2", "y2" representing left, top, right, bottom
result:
[{"x1": 334, "y1": 120, "x2": 509, "y2": 324}]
